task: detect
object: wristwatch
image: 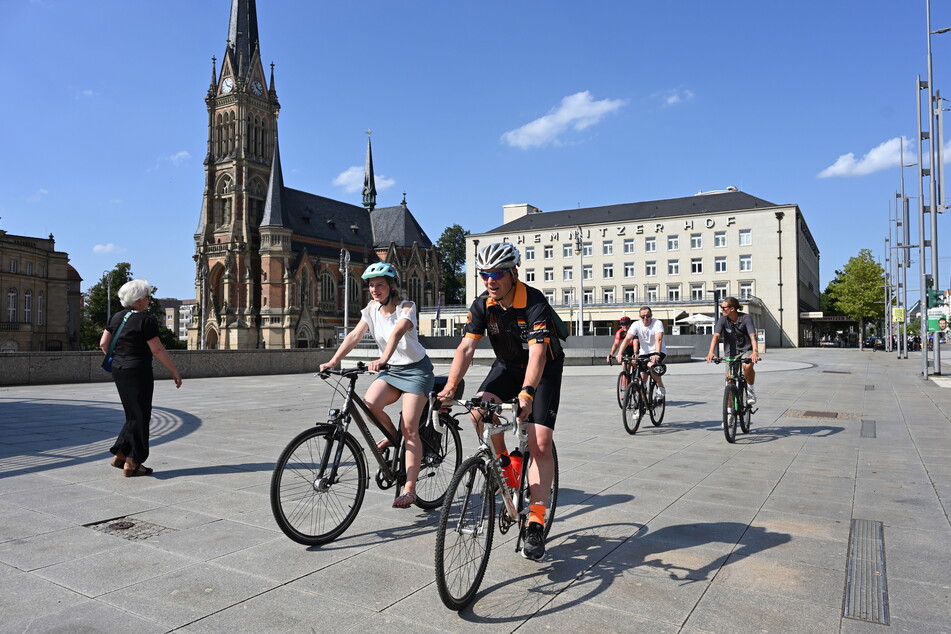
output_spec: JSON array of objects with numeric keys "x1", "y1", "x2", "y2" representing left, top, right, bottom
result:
[{"x1": 521, "y1": 385, "x2": 536, "y2": 397}]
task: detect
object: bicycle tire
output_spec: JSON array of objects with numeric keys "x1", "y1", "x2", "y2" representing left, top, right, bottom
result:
[
  {"x1": 518, "y1": 443, "x2": 559, "y2": 539},
  {"x1": 413, "y1": 413, "x2": 463, "y2": 509},
  {"x1": 434, "y1": 455, "x2": 496, "y2": 611},
  {"x1": 648, "y1": 381, "x2": 666, "y2": 426},
  {"x1": 738, "y1": 385, "x2": 751, "y2": 434},
  {"x1": 622, "y1": 382, "x2": 643, "y2": 434},
  {"x1": 616, "y1": 371, "x2": 629, "y2": 410},
  {"x1": 270, "y1": 425, "x2": 366, "y2": 545},
  {"x1": 722, "y1": 384, "x2": 738, "y2": 443}
]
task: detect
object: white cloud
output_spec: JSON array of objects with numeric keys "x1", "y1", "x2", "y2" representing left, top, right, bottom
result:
[
  {"x1": 818, "y1": 136, "x2": 914, "y2": 178},
  {"x1": 24, "y1": 188, "x2": 49, "y2": 204},
  {"x1": 169, "y1": 150, "x2": 190, "y2": 166},
  {"x1": 93, "y1": 243, "x2": 124, "y2": 254},
  {"x1": 655, "y1": 88, "x2": 694, "y2": 107},
  {"x1": 501, "y1": 91, "x2": 625, "y2": 149},
  {"x1": 332, "y1": 166, "x2": 395, "y2": 193}
]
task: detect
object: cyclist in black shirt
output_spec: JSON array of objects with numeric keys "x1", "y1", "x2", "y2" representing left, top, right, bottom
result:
[
  {"x1": 706, "y1": 296, "x2": 760, "y2": 403},
  {"x1": 438, "y1": 242, "x2": 563, "y2": 561}
]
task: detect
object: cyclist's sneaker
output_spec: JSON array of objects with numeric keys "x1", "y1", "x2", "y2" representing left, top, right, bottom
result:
[
  {"x1": 655, "y1": 386, "x2": 666, "y2": 402},
  {"x1": 747, "y1": 387, "x2": 757, "y2": 405},
  {"x1": 521, "y1": 522, "x2": 546, "y2": 561}
]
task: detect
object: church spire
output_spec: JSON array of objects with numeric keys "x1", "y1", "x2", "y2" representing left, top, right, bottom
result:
[
  {"x1": 261, "y1": 132, "x2": 288, "y2": 227},
  {"x1": 362, "y1": 130, "x2": 377, "y2": 212},
  {"x1": 227, "y1": 0, "x2": 259, "y2": 81}
]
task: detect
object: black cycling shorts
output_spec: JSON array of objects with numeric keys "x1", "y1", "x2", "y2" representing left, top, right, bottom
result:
[{"x1": 478, "y1": 359, "x2": 562, "y2": 429}]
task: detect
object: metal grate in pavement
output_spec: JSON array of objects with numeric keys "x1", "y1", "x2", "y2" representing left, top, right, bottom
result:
[
  {"x1": 823, "y1": 370, "x2": 852, "y2": 374},
  {"x1": 801, "y1": 410, "x2": 838, "y2": 418},
  {"x1": 860, "y1": 420, "x2": 877, "y2": 438},
  {"x1": 865, "y1": 385, "x2": 875, "y2": 391},
  {"x1": 85, "y1": 516, "x2": 175, "y2": 542},
  {"x1": 842, "y1": 518, "x2": 889, "y2": 624}
]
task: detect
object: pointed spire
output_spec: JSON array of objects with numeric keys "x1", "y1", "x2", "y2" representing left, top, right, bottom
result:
[
  {"x1": 362, "y1": 130, "x2": 377, "y2": 212},
  {"x1": 261, "y1": 131, "x2": 288, "y2": 227},
  {"x1": 269, "y1": 62, "x2": 278, "y2": 98},
  {"x1": 227, "y1": 0, "x2": 259, "y2": 80},
  {"x1": 209, "y1": 56, "x2": 218, "y2": 92}
]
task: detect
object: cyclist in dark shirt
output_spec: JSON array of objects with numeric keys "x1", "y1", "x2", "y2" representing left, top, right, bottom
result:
[
  {"x1": 438, "y1": 242, "x2": 563, "y2": 561},
  {"x1": 705, "y1": 296, "x2": 760, "y2": 403}
]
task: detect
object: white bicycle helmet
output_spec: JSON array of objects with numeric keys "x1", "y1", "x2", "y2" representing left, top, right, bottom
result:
[
  {"x1": 475, "y1": 242, "x2": 521, "y2": 271},
  {"x1": 361, "y1": 261, "x2": 399, "y2": 282}
]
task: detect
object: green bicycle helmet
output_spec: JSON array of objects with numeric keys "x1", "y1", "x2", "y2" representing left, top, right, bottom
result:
[{"x1": 361, "y1": 262, "x2": 399, "y2": 282}]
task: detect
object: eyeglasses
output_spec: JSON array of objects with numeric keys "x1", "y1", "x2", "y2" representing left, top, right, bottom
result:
[
  {"x1": 720, "y1": 305, "x2": 732, "y2": 311},
  {"x1": 639, "y1": 314, "x2": 651, "y2": 319},
  {"x1": 479, "y1": 270, "x2": 509, "y2": 281}
]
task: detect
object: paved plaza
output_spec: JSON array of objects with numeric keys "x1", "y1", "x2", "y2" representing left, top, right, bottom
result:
[{"x1": 1, "y1": 348, "x2": 950, "y2": 633}]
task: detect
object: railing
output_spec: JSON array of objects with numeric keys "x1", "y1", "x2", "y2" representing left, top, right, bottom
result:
[{"x1": 0, "y1": 323, "x2": 21, "y2": 331}]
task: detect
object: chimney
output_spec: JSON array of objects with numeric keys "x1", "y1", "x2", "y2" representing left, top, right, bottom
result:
[{"x1": 503, "y1": 203, "x2": 542, "y2": 224}]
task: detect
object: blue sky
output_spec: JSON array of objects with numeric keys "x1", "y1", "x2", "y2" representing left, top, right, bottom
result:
[{"x1": 2, "y1": 0, "x2": 950, "y2": 300}]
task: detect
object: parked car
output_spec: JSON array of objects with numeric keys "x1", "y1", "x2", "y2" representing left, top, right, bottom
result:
[{"x1": 864, "y1": 336, "x2": 885, "y2": 350}]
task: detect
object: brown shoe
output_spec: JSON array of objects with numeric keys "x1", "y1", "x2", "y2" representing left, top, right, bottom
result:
[
  {"x1": 392, "y1": 491, "x2": 417, "y2": 509},
  {"x1": 123, "y1": 463, "x2": 154, "y2": 477}
]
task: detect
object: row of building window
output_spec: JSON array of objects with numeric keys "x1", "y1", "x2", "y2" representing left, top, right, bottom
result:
[
  {"x1": 536, "y1": 282, "x2": 754, "y2": 306},
  {"x1": 523, "y1": 230, "x2": 753, "y2": 260},
  {"x1": 5, "y1": 260, "x2": 43, "y2": 275},
  {"x1": 6, "y1": 288, "x2": 45, "y2": 324},
  {"x1": 524, "y1": 255, "x2": 753, "y2": 282}
]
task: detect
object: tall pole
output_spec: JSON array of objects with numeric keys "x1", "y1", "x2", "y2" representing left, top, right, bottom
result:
[
  {"x1": 884, "y1": 235, "x2": 891, "y2": 351},
  {"x1": 926, "y1": 0, "x2": 942, "y2": 373},
  {"x1": 102, "y1": 270, "x2": 112, "y2": 324},
  {"x1": 340, "y1": 249, "x2": 351, "y2": 331},
  {"x1": 900, "y1": 138, "x2": 912, "y2": 359},
  {"x1": 918, "y1": 74, "x2": 930, "y2": 378},
  {"x1": 575, "y1": 226, "x2": 583, "y2": 336}
]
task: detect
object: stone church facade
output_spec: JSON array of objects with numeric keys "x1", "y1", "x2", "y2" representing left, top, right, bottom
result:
[{"x1": 189, "y1": 0, "x2": 442, "y2": 350}]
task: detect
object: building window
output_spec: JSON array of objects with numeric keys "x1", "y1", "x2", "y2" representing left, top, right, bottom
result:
[
  {"x1": 544, "y1": 267, "x2": 554, "y2": 282},
  {"x1": 525, "y1": 268, "x2": 535, "y2": 282},
  {"x1": 602, "y1": 287, "x2": 615, "y2": 303},
  {"x1": 583, "y1": 264, "x2": 593, "y2": 280},
  {"x1": 563, "y1": 266, "x2": 573, "y2": 281},
  {"x1": 623, "y1": 239, "x2": 635, "y2": 254},
  {"x1": 714, "y1": 283, "x2": 728, "y2": 301},
  {"x1": 667, "y1": 259, "x2": 680, "y2": 275},
  {"x1": 624, "y1": 287, "x2": 637, "y2": 303},
  {"x1": 624, "y1": 262, "x2": 635, "y2": 278},
  {"x1": 739, "y1": 254, "x2": 752, "y2": 271},
  {"x1": 603, "y1": 240, "x2": 614, "y2": 256},
  {"x1": 37, "y1": 292, "x2": 44, "y2": 325},
  {"x1": 525, "y1": 247, "x2": 536, "y2": 260},
  {"x1": 691, "y1": 258, "x2": 703, "y2": 274},
  {"x1": 667, "y1": 235, "x2": 679, "y2": 251},
  {"x1": 320, "y1": 272, "x2": 336, "y2": 302},
  {"x1": 543, "y1": 290, "x2": 555, "y2": 303},
  {"x1": 603, "y1": 263, "x2": 614, "y2": 279},
  {"x1": 739, "y1": 229, "x2": 752, "y2": 246},
  {"x1": 667, "y1": 284, "x2": 681, "y2": 301},
  {"x1": 24, "y1": 290, "x2": 32, "y2": 323},
  {"x1": 6, "y1": 288, "x2": 16, "y2": 322},
  {"x1": 8, "y1": 260, "x2": 16, "y2": 274},
  {"x1": 714, "y1": 231, "x2": 727, "y2": 248},
  {"x1": 582, "y1": 242, "x2": 593, "y2": 257},
  {"x1": 645, "y1": 237, "x2": 656, "y2": 252},
  {"x1": 691, "y1": 284, "x2": 705, "y2": 301},
  {"x1": 739, "y1": 281, "x2": 754, "y2": 299},
  {"x1": 26, "y1": 262, "x2": 33, "y2": 275},
  {"x1": 690, "y1": 233, "x2": 702, "y2": 249},
  {"x1": 563, "y1": 288, "x2": 574, "y2": 304},
  {"x1": 715, "y1": 256, "x2": 727, "y2": 273},
  {"x1": 563, "y1": 243, "x2": 573, "y2": 258},
  {"x1": 645, "y1": 261, "x2": 656, "y2": 276},
  {"x1": 582, "y1": 288, "x2": 593, "y2": 304},
  {"x1": 646, "y1": 285, "x2": 658, "y2": 302},
  {"x1": 543, "y1": 245, "x2": 554, "y2": 259}
]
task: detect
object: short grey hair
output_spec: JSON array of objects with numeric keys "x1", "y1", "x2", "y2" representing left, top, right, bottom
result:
[{"x1": 118, "y1": 279, "x2": 154, "y2": 308}]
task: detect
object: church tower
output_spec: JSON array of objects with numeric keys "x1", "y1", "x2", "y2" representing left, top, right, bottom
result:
[{"x1": 192, "y1": 0, "x2": 278, "y2": 349}]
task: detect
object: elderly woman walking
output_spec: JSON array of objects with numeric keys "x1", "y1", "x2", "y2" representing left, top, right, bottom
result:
[{"x1": 99, "y1": 279, "x2": 182, "y2": 476}]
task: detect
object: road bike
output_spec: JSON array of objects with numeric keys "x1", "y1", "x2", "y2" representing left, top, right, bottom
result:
[
  {"x1": 712, "y1": 356, "x2": 756, "y2": 443},
  {"x1": 434, "y1": 397, "x2": 559, "y2": 611},
  {"x1": 621, "y1": 354, "x2": 667, "y2": 434},
  {"x1": 270, "y1": 363, "x2": 464, "y2": 545},
  {"x1": 613, "y1": 356, "x2": 635, "y2": 409}
]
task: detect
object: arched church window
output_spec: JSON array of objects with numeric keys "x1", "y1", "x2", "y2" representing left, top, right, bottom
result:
[
  {"x1": 300, "y1": 269, "x2": 310, "y2": 307},
  {"x1": 409, "y1": 273, "x2": 422, "y2": 306},
  {"x1": 320, "y1": 271, "x2": 336, "y2": 302}
]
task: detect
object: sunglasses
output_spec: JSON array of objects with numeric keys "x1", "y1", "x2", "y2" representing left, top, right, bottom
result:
[
  {"x1": 639, "y1": 314, "x2": 651, "y2": 319},
  {"x1": 479, "y1": 270, "x2": 509, "y2": 281}
]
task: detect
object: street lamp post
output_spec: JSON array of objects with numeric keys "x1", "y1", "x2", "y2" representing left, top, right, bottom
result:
[
  {"x1": 575, "y1": 227, "x2": 584, "y2": 336},
  {"x1": 926, "y1": 0, "x2": 944, "y2": 374},
  {"x1": 340, "y1": 249, "x2": 351, "y2": 332},
  {"x1": 102, "y1": 270, "x2": 112, "y2": 325}
]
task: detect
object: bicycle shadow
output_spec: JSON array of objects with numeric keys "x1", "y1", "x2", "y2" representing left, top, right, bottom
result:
[
  {"x1": 730, "y1": 424, "x2": 845, "y2": 444},
  {"x1": 458, "y1": 520, "x2": 792, "y2": 623}
]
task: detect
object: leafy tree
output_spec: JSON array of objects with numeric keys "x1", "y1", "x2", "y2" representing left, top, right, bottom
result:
[
  {"x1": 436, "y1": 224, "x2": 470, "y2": 305},
  {"x1": 827, "y1": 249, "x2": 885, "y2": 350}
]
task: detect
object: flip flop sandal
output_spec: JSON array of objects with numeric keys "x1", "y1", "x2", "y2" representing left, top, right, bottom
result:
[
  {"x1": 110, "y1": 456, "x2": 125, "y2": 469},
  {"x1": 392, "y1": 491, "x2": 416, "y2": 509},
  {"x1": 123, "y1": 464, "x2": 154, "y2": 477}
]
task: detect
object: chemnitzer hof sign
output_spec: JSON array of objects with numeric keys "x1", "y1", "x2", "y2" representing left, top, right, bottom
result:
[{"x1": 509, "y1": 217, "x2": 739, "y2": 243}]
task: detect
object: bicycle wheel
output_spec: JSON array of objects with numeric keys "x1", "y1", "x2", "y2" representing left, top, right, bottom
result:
[
  {"x1": 270, "y1": 425, "x2": 366, "y2": 545},
  {"x1": 738, "y1": 386, "x2": 751, "y2": 434},
  {"x1": 413, "y1": 413, "x2": 463, "y2": 510},
  {"x1": 622, "y1": 381, "x2": 644, "y2": 434},
  {"x1": 722, "y1": 385, "x2": 738, "y2": 443},
  {"x1": 519, "y1": 442, "x2": 559, "y2": 539},
  {"x1": 616, "y1": 371, "x2": 629, "y2": 409},
  {"x1": 648, "y1": 380, "x2": 666, "y2": 426},
  {"x1": 434, "y1": 455, "x2": 496, "y2": 611}
]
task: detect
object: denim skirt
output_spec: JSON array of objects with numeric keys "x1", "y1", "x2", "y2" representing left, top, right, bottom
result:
[{"x1": 378, "y1": 356, "x2": 435, "y2": 395}]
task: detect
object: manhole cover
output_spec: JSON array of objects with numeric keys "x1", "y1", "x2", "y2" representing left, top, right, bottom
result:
[
  {"x1": 86, "y1": 516, "x2": 175, "y2": 541},
  {"x1": 782, "y1": 409, "x2": 860, "y2": 421}
]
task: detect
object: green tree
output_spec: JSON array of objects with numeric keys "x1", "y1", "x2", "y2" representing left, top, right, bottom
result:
[
  {"x1": 827, "y1": 249, "x2": 885, "y2": 350},
  {"x1": 436, "y1": 224, "x2": 470, "y2": 305}
]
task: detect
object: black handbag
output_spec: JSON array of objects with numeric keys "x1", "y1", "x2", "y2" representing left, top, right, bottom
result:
[{"x1": 102, "y1": 312, "x2": 131, "y2": 372}]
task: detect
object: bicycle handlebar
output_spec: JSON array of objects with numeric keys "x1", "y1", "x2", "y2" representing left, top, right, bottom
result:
[
  {"x1": 317, "y1": 361, "x2": 390, "y2": 379},
  {"x1": 620, "y1": 353, "x2": 668, "y2": 376},
  {"x1": 711, "y1": 357, "x2": 754, "y2": 365}
]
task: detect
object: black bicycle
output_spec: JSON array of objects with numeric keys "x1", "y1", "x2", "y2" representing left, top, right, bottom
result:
[
  {"x1": 621, "y1": 353, "x2": 667, "y2": 434},
  {"x1": 270, "y1": 363, "x2": 464, "y2": 545},
  {"x1": 713, "y1": 356, "x2": 755, "y2": 443},
  {"x1": 613, "y1": 356, "x2": 635, "y2": 409},
  {"x1": 434, "y1": 397, "x2": 559, "y2": 611}
]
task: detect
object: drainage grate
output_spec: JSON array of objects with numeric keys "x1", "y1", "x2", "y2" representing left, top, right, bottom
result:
[
  {"x1": 801, "y1": 410, "x2": 839, "y2": 419},
  {"x1": 85, "y1": 516, "x2": 175, "y2": 541},
  {"x1": 865, "y1": 385, "x2": 875, "y2": 391},
  {"x1": 823, "y1": 370, "x2": 852, "y2": 374},
  {"x1": 860, "y1": 420, "x2": 877, "y2": 438},
  {"x1": 842, "y1": 519, "x2": 889, "y2": 624}
]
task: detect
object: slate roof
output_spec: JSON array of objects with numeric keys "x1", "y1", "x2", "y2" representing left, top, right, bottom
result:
[
  {"x1": 485, "y1": 191, "x2": 782, "y2": 234},
  {"x1": 280, "y1": 187, "x2": 376, "y2": 261},
  {"x1": 370, "y1": 204, "x2": 434, "y2": 249}
]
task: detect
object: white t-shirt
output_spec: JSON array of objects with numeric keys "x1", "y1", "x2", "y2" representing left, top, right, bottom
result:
[
  {"x1": 360, "y1": 300, "x2": 427, "y2": 366},
  {"x1": 631, "y1": 318, "x2": 667, "y2": 355}
]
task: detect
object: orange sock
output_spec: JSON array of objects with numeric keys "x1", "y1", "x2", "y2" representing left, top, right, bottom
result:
[{"x1": 529, "y1": 503, "x2": 546, "y2": 526}]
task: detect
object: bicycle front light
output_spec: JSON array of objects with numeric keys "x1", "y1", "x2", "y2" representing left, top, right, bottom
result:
[{"x1": 328, "y1": 408, "x2": 341, "y2": 418}]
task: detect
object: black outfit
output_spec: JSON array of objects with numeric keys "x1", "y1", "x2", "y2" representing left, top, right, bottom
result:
[
  {"x1": 106, "y1": 309, "x2": 160, "y2": 464},
  {"x1": 463, "y1": 281, "x2": 564, "y2": 428},
  {"x1": 714, "y1": 312, "x2": 757, "y2": 358}
]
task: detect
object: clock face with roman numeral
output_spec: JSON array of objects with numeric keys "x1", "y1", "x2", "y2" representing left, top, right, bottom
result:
[
  {"x1": 251, "y1": 80, "x2": 264, "y2": 96},
  {"x1": 221, "y1": 77, "x2": 234, "y2": 94}
]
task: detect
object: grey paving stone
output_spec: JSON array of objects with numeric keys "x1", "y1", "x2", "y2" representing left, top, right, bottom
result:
[{"x1": 0, "y1": 597, "x2": 168, "y2": 634}]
